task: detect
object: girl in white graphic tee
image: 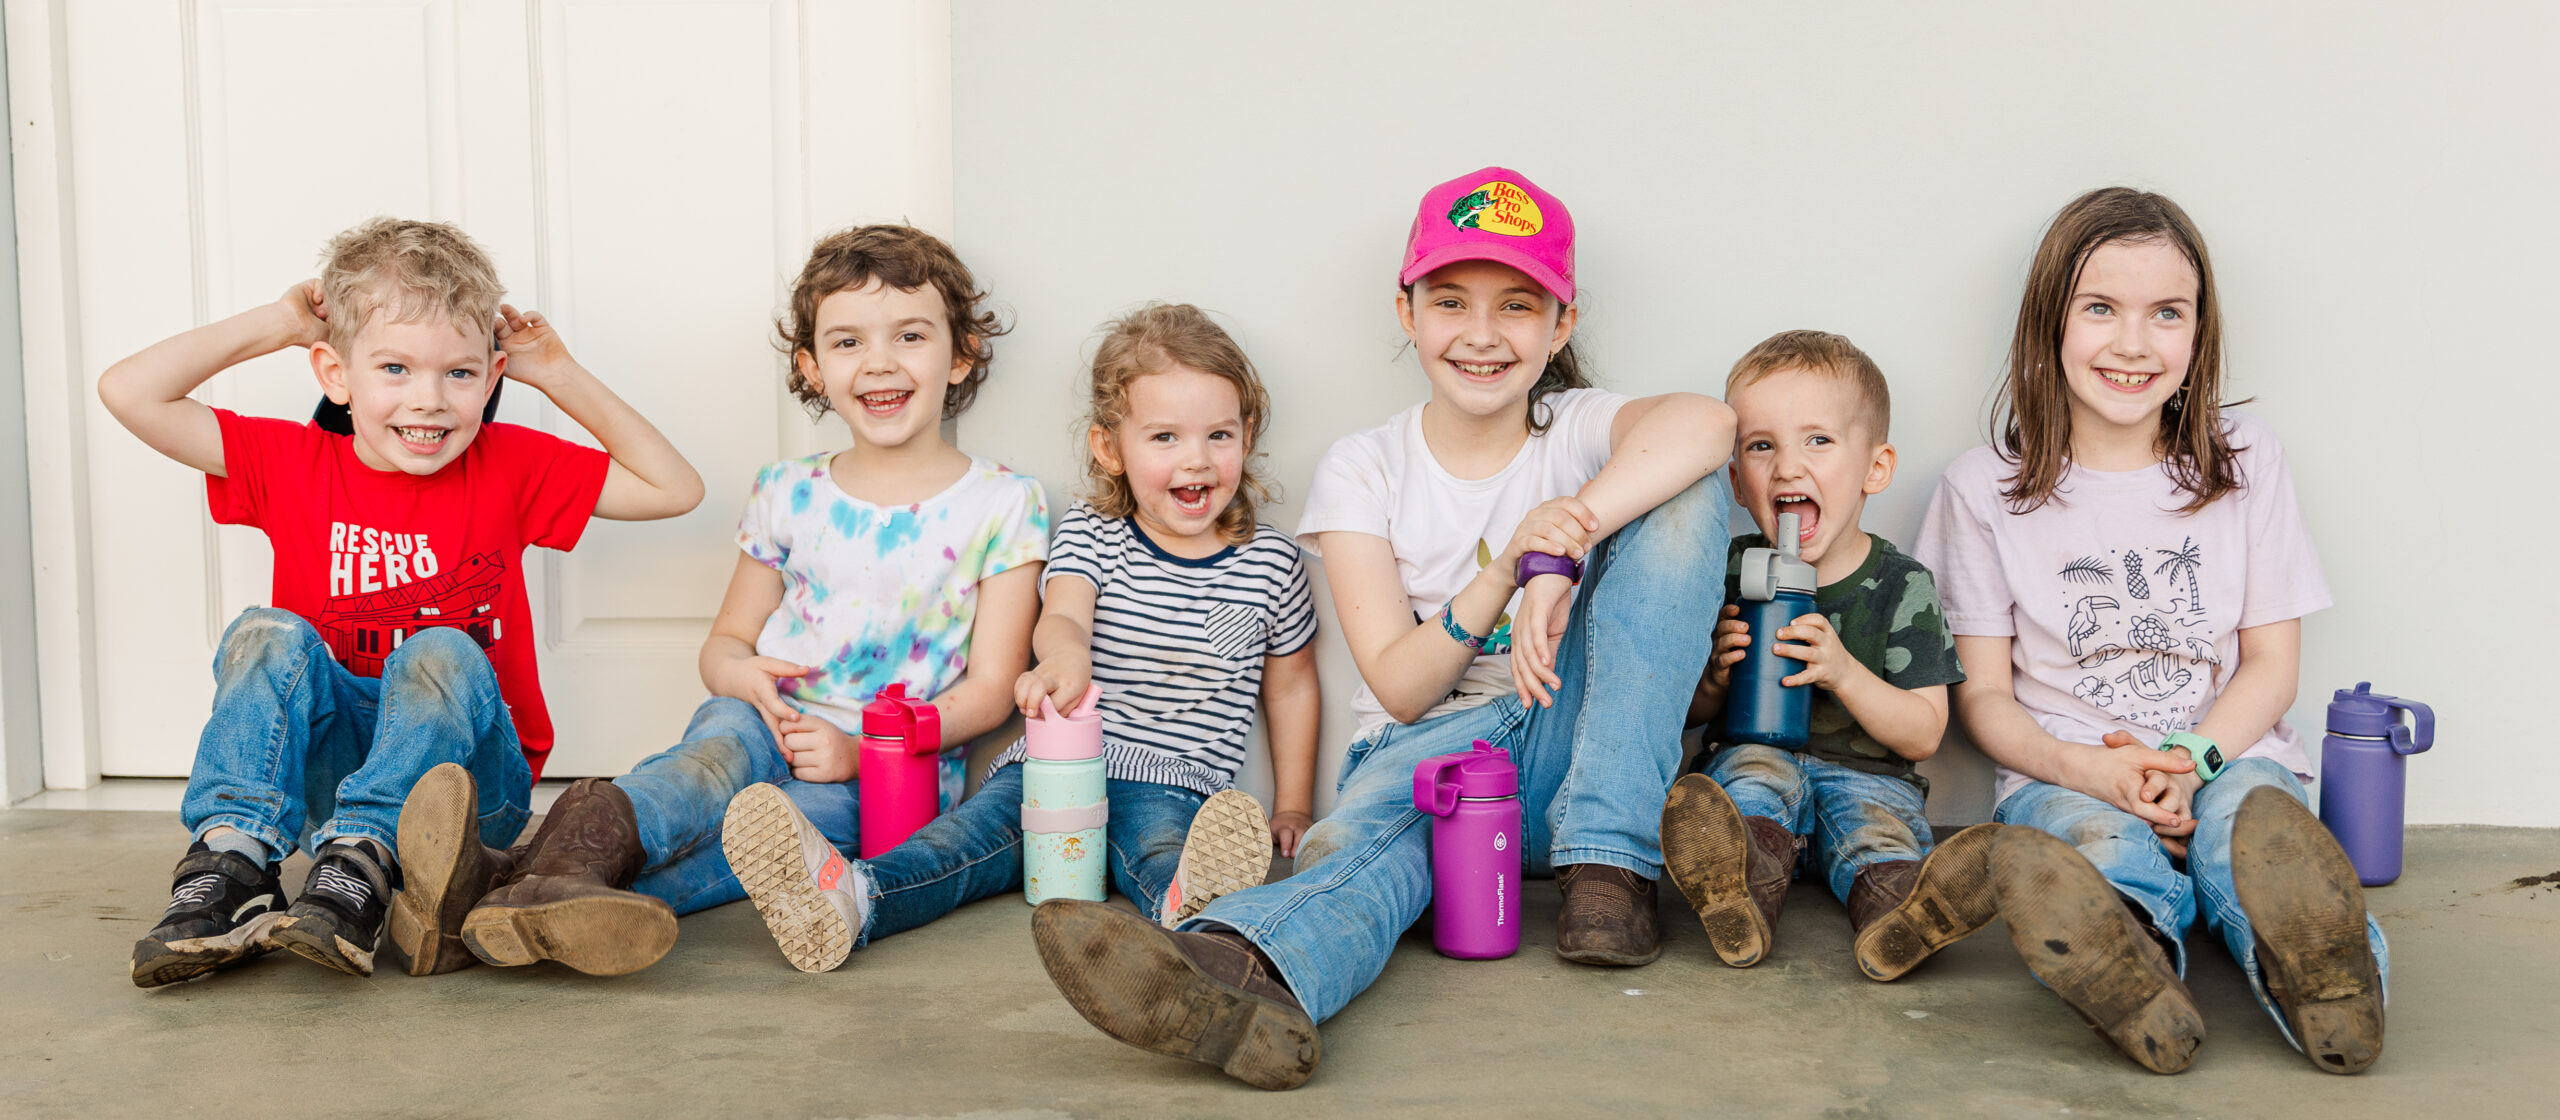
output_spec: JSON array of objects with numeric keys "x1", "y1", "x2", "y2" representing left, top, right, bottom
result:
[{"x1": 1915, "y1": 187, "x2": 2387, "y2": 1076}]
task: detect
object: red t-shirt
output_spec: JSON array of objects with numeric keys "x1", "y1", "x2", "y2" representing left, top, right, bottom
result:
[{"x1": 206, "y1": 409, "x2": 610, "y2": 779}]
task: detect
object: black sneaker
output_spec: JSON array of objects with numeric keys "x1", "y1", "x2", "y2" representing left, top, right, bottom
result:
[
  {"x1": 271, "y1": 840, "x2": 399, "y2": 978},
  {"x1": 131, "y1": 841, "x2": 288, "y2": 989}
]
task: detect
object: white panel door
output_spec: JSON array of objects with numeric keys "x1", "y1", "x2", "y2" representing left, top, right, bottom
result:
[{"x1": 23, "y1": 0, "x2": 952, "y2": 779}]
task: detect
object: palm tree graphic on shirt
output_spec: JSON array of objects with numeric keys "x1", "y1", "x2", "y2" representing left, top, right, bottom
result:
[{"x1": 2154, "y1": 537, "x2": 2204, "y2": 616}]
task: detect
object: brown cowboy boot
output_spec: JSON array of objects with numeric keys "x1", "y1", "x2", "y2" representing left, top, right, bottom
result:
[
  {"x1": 2230, "y1": 786, "x2": 2384, "y2": 1074},
  {"x1": 1851, "y1": 823, "x2": 2006, "y2": 982},
  {"x1": 1660, "y1": 773, "x2": 1793, "y2": 967},
  {"x1": 1032, "y1": 898, "x2": 1320, "y2": 1091},
  {"x1": 388, "y1": 763, "x2": 531, "y2": 976},
  {"x1": 1554, "y1": 863, "x2": 1663, "y2": 966},
  {"x1": 459, "y1": 778, "x2": 676, "y2": 976},
  {"x1": 1991, "y1": 826, "x2": 2206, "y2": 1074}
]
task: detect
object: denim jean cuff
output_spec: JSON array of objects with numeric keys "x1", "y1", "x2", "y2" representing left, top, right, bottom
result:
[
  {"x1": 1180, "y1": 913, "x2": 1327, "y2": 1023},
  {"x1": 1550, "y1": 845, "x2": 1661, "y2": 880},
  {"x1": 312, "y1": 821, "x2": 397, "y2": 855}
]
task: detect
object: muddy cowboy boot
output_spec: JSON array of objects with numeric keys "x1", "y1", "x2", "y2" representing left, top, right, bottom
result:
[
  {"x1": 1990, "y1": 826, "x2": 2206, "y2": 1074},
  {"x1": 389, "y1": 763, "x2": 531, "y2": 976},
  {"x1": 459, "y1": 777, "x2": 676, "y2": 976},
  {"x1": 1032, "y1": 898, "x2": 1320, "y2": 1091},
  {"x1": 1661, "y1": 772, "x2": 1797, "y2": 967},
  {"x1": 1850, "y1": 822, "x2": 2006, "y2": 982},
  {"x1": 2230, "y1": 786, "x2": 2385, "y2": 1075},
  {"x1": 1554, "y1": 863, "x2": 1663, "y2": 966}
]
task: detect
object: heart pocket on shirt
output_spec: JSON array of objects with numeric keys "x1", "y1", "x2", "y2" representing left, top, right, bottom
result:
[{"x1": 1200, "y1": 602, "x2": 1267, "y2": 662}]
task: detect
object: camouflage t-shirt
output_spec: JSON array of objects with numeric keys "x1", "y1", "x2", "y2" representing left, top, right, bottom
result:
[{"x1": 1713, "y1": 532, "x2": 1964, "y2": 791}]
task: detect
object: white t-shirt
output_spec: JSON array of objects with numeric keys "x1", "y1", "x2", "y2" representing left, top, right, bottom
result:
[
  {"x1": 1296, "y1": 387, "x2": 1629, "y2": 740},
  {"x1": 1913, "y1": 411, "x2": 2331, "y2": 807}
]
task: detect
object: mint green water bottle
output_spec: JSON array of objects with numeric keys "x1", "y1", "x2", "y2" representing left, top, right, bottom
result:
[{"x1": 1021, "y1": 684, "x2": 1107, "y2": 904}]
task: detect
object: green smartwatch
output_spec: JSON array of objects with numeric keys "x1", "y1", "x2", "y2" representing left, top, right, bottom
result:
[{"x1": 2158, "y1": 731, "x2": 2226, "y2": 782}]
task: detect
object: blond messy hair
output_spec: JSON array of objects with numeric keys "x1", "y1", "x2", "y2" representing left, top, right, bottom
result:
[
  {"x1": 318, "y1": 218, "x2": 504, "y2": 352},
  {"x1": 1083, "y1": 303, "x2": 1275, "y2": 545},
  {"x1": 1725, "y1": 329, "x2": 1892, "y2": 441}
]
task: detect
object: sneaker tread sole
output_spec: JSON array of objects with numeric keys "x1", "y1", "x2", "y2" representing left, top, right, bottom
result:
[
  {"x1": 724, "y1": 782, "x2": 855, "y2": 973},
  {"x1": 1170, "y1": 790, "x2": 1273, "y2": 925}
]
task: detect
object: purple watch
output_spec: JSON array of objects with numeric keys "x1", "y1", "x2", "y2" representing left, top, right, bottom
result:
[{"x1": 1515, "y1": 551, "x2": 1582, "y2": 587}]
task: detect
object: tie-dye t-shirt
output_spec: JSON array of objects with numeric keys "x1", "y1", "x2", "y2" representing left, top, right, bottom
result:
[{"x1": 737, "y1": 452, "x2": 1050, "y2": 739}]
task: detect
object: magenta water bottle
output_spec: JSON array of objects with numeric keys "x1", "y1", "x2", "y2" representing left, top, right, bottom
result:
[
  {"x1": 1413, "y1": 739, "x2": 1521, "y2": 960},
  {"x1": 2319, "y1": 682, "x2": 2435, "y2": 886}
]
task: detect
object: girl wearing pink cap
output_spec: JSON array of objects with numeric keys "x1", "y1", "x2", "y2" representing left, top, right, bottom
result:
[{"x1": 1032, "y1": 167, "x2": 1738, "y2": 1089}]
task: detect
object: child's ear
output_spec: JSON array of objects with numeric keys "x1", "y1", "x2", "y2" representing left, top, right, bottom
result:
[
  {"x1": 792, "y1": 348, "x2": 821, "y2": 397},
  {"x1": 1549, "y1": 301, "x2": 1579, "y2": 355},
  {"x1": 1087, "y1": 424, "x2": 1124, "y2": 477},
  {"x1": 948, "y1": 342, "x2": 973, "y2": 385},
  {"x1": 311, "y1": 342, "x2": 352, "y2": 406},
  {"x1": 1393, "y1": 288, "x2": 1420, "y2": 346},
  {"x1": 1864, "y1": 441, "x2": 1898, "y2": 496}
]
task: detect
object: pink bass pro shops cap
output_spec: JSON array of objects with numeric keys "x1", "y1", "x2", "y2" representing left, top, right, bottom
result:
[{"x1": 1399, "y1": 166, "x2": 1576, "y2": 304}]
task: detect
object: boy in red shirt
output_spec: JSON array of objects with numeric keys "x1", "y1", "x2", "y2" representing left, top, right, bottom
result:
[{"x1": 99, "y1": 219, "x2": 703, "y2": 986}]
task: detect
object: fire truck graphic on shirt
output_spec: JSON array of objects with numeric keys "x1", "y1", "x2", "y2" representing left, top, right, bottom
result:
[{"x1": 317, "y1": 551, "x2": 508, "y2": 676}]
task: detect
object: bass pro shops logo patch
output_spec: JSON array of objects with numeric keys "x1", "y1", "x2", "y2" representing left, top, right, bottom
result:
[{"x1": 1445, "y1": 181, "x2": 1544, "y2": 236}]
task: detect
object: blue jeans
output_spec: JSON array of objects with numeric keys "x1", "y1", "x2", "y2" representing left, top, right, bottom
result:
[
  {"x1": 1994, "y1": 757, "x2": 2392, "y2": 1049},
  {"x1": 1697, "y1": 744, "x2": 1931, "y2": 906},
  {"x1": 1187, "y1": 474, "x2": 1729, "y2": 1023},
  {"x1": 182, "y1": 607, "x2": 531, "y2": 858},
  {"x1": 620, "y1": 697, "x2": 1210, "y2": 933}
]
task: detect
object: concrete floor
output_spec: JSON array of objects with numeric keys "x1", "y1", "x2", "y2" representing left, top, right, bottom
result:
[{"x1": 4, "y1": 810, "x2": 2553, "y2": 1119}]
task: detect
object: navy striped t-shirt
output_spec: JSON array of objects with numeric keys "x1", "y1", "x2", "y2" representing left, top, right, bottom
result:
[{"x1": 992, "y1": 501, "x2": 1317, "y2": 795}]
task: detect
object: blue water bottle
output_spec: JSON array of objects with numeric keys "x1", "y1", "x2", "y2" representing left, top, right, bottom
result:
[{"x1": 1724, "y1": 512, "x2": 1816, "y2": 748}]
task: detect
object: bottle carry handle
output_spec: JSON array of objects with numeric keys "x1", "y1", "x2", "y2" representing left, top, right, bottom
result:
[
  {"x1": 874, "y1": 683, "x2": 943, "y2": 757},
  {"x1": 2386, "y1": 695, "x2": 2435, "y2": 756},
  {"x1": 1035, "y1": 682, "x2": 1105, "y2": 724}
]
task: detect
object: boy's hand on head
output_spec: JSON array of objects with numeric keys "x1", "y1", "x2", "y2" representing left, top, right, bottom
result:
[
  {"x1": 1706, "y1": 604, "x2": 1750, "y2": 691},
  {"x1": 493, "y1": 304, "x2": 574, "y2": 388},
  {"x1": 1013, "y1": 659, "x2": 1092, "y2": 719},
  {"x1": 275, "y1": 280, "x2": 330, "y2": 349},
  {"x1": 778, "y1": 709, "x2": 859, "y2": 784},
  {"x1": 1509, "y1": 572, "x2": 1576, "y2": 709},
  {"x1": 1269, "y1": 810, "x2": 1314, "y2": 859},
  {"x1": 1774, "y1": 613, "x2": 1863, "y2": 691}
]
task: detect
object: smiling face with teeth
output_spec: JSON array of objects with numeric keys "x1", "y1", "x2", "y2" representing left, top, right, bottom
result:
[
  {"x1": 795, "y1": 279, "x2": 973, "y2": 453},
  {"x1": 2059, "y1": 239, "x2": 2200, "y2": 463},
  {"x1": 314, "y1": 313, "x2": 501, "y2": 476},
  {"x1": 1727, "y1": 368, "x2": 1896, "y2": 582},
  {"x1": 1395, "y1": 259, "x2": 1577, "y2": 428},
  {"x1": 1090, "y1": 365, "x2": 1248, "y2": 557}
]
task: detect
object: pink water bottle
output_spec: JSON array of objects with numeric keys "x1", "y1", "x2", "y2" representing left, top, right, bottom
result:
[
  {"x1": 1413, "y1": 739, "x2": 1521, "y2": 960},
  {"x1": 859, "y1": 684, "x2": 943, "y2": 857}
]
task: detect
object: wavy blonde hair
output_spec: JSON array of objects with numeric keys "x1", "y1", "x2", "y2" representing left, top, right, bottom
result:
[
  {"x1": 318, "y1": 218, "x2": 504, "y2": 351},
  {"x1": 1082, "y1": 304, "x2": 1275, "y2": 544}
]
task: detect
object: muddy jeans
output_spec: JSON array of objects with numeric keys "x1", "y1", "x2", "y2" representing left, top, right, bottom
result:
[
  {"x1": 620, "y1": 697, "x2": 1207, "y2": 935},
  {"x1": 1184, "y1": 474, "x2": 1729, "y2": 1024},
  {"x1": 1695, "y1": 743, "x2": 1930, "y2": 905},
  {"x1": 1994, "y1": 756, "x2": 2391, "y2": 1050},
  {"x1": 181, "y1": 607, "x2": 531, "y2": 858}
]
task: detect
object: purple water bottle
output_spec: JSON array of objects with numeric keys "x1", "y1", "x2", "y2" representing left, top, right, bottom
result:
[
  {"x1": 2319, "y1": 682, "x2": 2435, "y2": 886},
  {"x1": 1413, "y1": 739, "x2": 1522, "y2": 960}
]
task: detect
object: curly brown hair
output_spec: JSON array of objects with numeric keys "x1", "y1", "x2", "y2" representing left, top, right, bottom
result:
[
  {"x1": 1083, "y1": 304, "x2": 1276, "y2": 544},
  {"x1": 775, "y1": 225, "x2": 1006, "y2": 419}
]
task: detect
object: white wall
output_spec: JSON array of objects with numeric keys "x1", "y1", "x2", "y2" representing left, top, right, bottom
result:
[{"x1": 952, "y1": 2, "x2": 2559, "y2": 825}]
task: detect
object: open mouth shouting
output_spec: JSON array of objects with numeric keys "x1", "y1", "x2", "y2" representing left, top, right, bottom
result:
[
  {"x1": 2094, "y1": 367, "x2": 2163, "y2": 393},
  {"x1": 391, "y1": 425, "x2": 451, "y2": 456},
  {"x1": 856, "y1": 388, "x2": 913, "y2": 417},
  {"x1": 1771, "y1": 491, "x2": 1820, "y2": 544},
  {"x1": 1170, "y1": 483, "x2": 1215, "y2": 518}
]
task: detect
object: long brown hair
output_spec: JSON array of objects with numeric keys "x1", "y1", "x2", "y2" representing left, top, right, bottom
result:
[
  {"x1": 1994, "y1": 188, "x2": 2248, "y2": 513},
  {"x1": 1083, "y1": 303, "x2": 1276, "y2": 544}
]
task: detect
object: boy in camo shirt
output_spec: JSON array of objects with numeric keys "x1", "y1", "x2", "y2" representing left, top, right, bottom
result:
[{"x1": 1663, "y1": 331, "x2": 2002, "y2": 981}]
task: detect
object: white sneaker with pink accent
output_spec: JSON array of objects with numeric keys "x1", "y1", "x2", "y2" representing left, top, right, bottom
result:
[{"x1": 724, "y1": 783, "x2": 872, "y2": 972}]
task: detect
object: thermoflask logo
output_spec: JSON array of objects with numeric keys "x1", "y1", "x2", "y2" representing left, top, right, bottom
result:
[
  {"x1": 1496, "y1": 873, "x2": 1508, "y2": 927},
  {"x1": 1494, "y1": 831, "x2": 1508, "y2": 851}
]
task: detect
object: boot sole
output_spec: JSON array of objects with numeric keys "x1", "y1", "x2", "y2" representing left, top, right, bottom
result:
[
  {"x1": 1855, "y1": 823, "x2": 2005, "y2": 982},
  {"x1": 271, "y1": 910, "x2": 376, "y2": 979},
  {"x1": 1660, "y1": 773, "x2": 1767, "y2": 967},
  {"x1": 460, "y1": 896, "x2": 676, "y2": 976},
  {"x1": 1032, "y1": 898, "x2": 1319, "y2": 1090},
  {"x1": 724, "y1": 783, "x2": 859, "y2": 972},
  {"x1": 131, "y1": 913, "x2": 287, "y2": 989},
  {"x1": 2231, "y1": 786, "x2": 2385, "y2": 1074},
  {"x1": 1168, "y1": 790, "x2": 1273, "y2": 926},
  {"x1": 1992, "y1": 828, "x2": 2205, "y2": 1074},
  {"x1": 390, "y1": 763, "x2": 491, "y2": 977}
]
